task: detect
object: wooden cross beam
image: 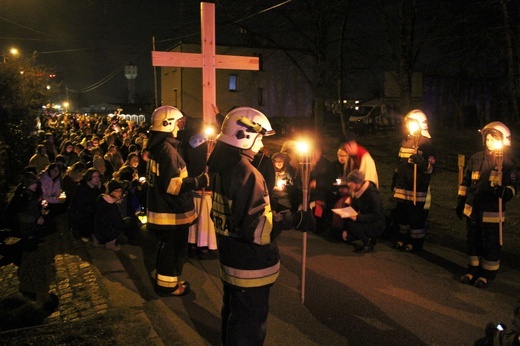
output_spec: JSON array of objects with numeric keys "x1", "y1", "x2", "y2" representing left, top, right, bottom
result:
[{"x1": 152, "y1": 2, "x2": 259, "y2": 125}]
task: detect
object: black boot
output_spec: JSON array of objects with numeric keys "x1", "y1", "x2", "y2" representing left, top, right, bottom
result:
[{"x1": 355, "y1": 239, "x2": 374, "y2": 253}]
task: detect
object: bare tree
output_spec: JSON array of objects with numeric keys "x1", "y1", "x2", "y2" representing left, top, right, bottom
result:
[{"x1": 501, "y1": 0, "x2": 520, "y2": 124}]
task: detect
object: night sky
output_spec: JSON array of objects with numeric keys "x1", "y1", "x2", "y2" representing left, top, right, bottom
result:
[
  {"x1": 2, "y1": 1, "x2": 511, "y2": 113},
  {"x1": 2, "y1": 1, "x2": 201, "y2": 107}
]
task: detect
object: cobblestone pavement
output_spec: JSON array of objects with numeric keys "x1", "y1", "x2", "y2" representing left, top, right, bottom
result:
[{"x1": 0, "y1": 214, "x2": 110, "y2": 325}]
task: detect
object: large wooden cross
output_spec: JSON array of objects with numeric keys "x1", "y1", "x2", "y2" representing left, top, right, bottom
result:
[{"x1": 152, "y1": 2, "x2": 259, "y2": 125}]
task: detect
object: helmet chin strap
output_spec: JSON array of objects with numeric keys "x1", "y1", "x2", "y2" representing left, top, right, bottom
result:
[{"x1": 172, "y1": 124, "x2": 179, "y2": 137}]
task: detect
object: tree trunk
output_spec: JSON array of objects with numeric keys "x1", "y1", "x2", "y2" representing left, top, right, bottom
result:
[
  {"x1": 501, "y1": 0, "x2": 520, "y2": 124},
  {"x1": 397, "y1": 0, "x2": 416, "y2": 113}
]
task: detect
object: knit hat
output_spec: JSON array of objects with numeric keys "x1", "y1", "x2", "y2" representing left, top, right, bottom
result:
[
  {"x1": 117, "y1": 167, "x2": 134, "y2": 182},
  {"x1": 55, "y1": 154, "x2": 66, "y2": 166},
  {"x1": 128, "y1": 144, "x2": 138, "y2": 154},
  {"x1": 272, "y1": 152, "x2": 289, "y2": 162},
  {"x1": 106, "y1": 179, "x2": 123, "y2": 194},
  {"x1": 346, "y1": 169, "x2": 365, "y2": 184},
  {"x1": 21, "y1": 172, "x2": 39, "y2": 188}
]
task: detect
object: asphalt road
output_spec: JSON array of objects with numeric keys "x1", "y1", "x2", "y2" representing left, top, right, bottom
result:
[{"x1": 100, "y1": 229, "x2": 520, "y2": 346}]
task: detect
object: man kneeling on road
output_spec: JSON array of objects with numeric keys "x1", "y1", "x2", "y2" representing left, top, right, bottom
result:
[{"x1": 341, "y1": 169, "x2": 385, "y2": 253}]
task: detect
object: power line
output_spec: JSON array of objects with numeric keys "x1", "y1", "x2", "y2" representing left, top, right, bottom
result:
[
  {"x1": 156, "y1": 0, "x2": 293, "y2": 44},
  {"x1": 66, "y1": 48, "x2": 148, "y2": 94},
  {"x1": 0, "y1": 15, "x2": 61, "y2": 39}
]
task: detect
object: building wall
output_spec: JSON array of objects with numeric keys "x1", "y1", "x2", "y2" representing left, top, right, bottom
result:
[{"x1": 159, "y1": 44, "x2": 313, "y2": 127}]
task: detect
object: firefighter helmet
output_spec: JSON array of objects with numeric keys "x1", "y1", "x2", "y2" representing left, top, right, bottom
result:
[
  {"x1": 151, "y1": 106, "x2": 184, "y2": 132},
  {"x1": 404, "y1": 109, "x2": 431, "y2": 138},
  {"x1": 216, "y1": 107, "x2": 275, "y2": 150},
  {"x1": 481, "y1": 121, "x2": 511, "y2": 147}
]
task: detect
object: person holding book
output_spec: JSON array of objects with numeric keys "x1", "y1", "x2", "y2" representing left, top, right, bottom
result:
[{"x1": 340, "y1": 169, "x2": 385, "y2": 253}]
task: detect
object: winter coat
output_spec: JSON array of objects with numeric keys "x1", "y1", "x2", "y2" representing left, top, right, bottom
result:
[
  {"x1": 208, "y1": 141, "x2": 282, "y2": 288},
  {"x1": 94, "y1": 194, "x2": 124, "y2": 243},
  {"x1": 39, "y1": 171, "x2": 62, "y2": 204},
  {"x1": 29, "y1": 154, "x2": 50, "y2": 174},
  {"x1": 350, "y1": 181, "x2": 386, "y2": 233},
  {"x1": 5, "y1": 186, "x2": 42, "y2": 237},
  {"x1": 457, "y1": 150, "x2": 517, "y2": 223},
  {"x1": 68, "y1": 181, "x2": 101, "y2": 234},
  {"x1": 309, "y1": 155, "x2": 336, "y2": 204},
  {"x1": 392, "y1": 135, "x2": 435, "y2": 207},
  {"x1": 146, "y1": 131, "x2": 197, "y2": 231}
]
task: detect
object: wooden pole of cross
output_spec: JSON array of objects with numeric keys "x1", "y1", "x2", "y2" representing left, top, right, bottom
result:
[{"x1": 152, "y1": 2, "x2": 260, "y2": 125}]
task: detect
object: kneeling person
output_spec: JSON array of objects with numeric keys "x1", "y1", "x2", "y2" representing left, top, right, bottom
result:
[
  {"x1": 342, "y1": 169, "x2": 385, "y2": 253},
  {"x1": 94, "y1": 180, "x2": 129, "y2": 251}
]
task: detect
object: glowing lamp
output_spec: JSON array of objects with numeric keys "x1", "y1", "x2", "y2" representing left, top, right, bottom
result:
[
  {"x1": 296, "y1": 141, "x2": 310, "y2": 155},
  {"x1": 408, "y1": 120, "x2": 420, "y2": 136},
  {"x1": 493, "y1": 140, "x2": 503, "y2": 151},
  {"x1": 204, "y1": 125, "x2": 215, "y2": 138}
]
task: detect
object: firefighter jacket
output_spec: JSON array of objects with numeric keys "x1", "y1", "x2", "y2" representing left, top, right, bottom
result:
[
  {"x1": 208, "y1": 142, "x2": 283, "y2": 288},
  {"x1": 392, "y1": 136, "x2": 435, "y2": 206},
  {"x1": 146, "y1": 131, "x2": 197, "y2": 231},
  {"x1": 457, "y1": 150, "x2": 517, "y2": 223}
]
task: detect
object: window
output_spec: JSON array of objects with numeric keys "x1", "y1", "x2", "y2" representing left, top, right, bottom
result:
[{"x1": 229, "y1": 74, "x2": 238, "y2": 91}]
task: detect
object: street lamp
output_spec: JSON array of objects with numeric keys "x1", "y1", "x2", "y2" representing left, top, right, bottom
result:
[{"x1": 3, "y1": 47, "x2": 19, "y2": 62}]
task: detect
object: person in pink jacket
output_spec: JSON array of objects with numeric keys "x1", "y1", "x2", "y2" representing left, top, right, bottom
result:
[{"x1": 39, "y1": 163, "x2": 66, "y2": 218}]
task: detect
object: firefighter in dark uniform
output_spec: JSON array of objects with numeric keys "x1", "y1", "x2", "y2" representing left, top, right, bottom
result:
[
  {"x1": 457, "y1": 121, "x2": 517, "y2": 289},
  {"x1": 207, "y1": 107, "x2": 313, "y2": 345},
  {"x1": 392, "y1": 110, "x2": 435, "y2": 253},
  {"x1": 146, "y1": 106, "x2": 209, "y2": 297}
]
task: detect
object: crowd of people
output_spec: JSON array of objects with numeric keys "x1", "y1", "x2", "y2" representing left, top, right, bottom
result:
[
  {"x1": 2, "y1": 105, "x2": 518, "y2": 345},
  {"x1": 22, "y1": 113, "x2": 150, "y2": 250}
]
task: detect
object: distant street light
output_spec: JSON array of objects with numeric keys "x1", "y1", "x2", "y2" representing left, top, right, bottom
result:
[{"x1": 3, "y1": 47, "x2": 19, "y2": 62}]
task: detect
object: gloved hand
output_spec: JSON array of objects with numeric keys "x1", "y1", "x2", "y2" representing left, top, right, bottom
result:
[
  {"x1": 493, "y1": 185, "x2": 514, "y2": 201},
  {"x1": 410, "y1": 154, "x2": 428, "y2": 170},
  {"x1": 455, "y1": 201, "x2": 464, "y2": 220},
  {"x1": 183, "y1": 173, "x2": 210, "y2": 190},
  {"x1": 196, "y1": 173, "x2": 210, "y2": 188},
  {"x1": 292, "y1": 210, "x2": 316, "y2": 232}
]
